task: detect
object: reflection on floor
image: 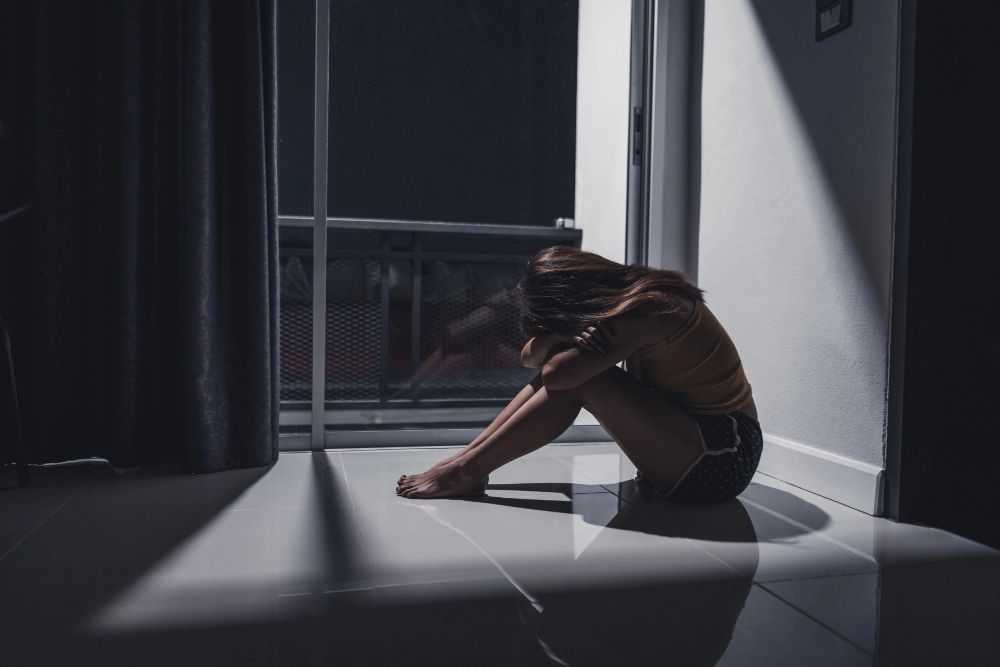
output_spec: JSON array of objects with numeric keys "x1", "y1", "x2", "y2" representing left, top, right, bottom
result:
[{"x1": 1, "y1": 443, "x2": 998, "y2": 666}]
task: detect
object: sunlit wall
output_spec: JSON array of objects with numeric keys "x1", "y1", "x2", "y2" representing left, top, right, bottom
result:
[
  {"x1": 574, "y1": 0, "x2": 632, "y2": 264},
  {"x1": 696, "y1": 0, "x2": 900, "y2": 469}
]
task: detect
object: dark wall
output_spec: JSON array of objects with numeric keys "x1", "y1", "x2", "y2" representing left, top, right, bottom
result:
[
  {"x1": 0, "y1": 1, "x2": 34, "y2": 215},
  {"x1": 0, "y1": 0, "x2": 36, "y2": 358},
  {"x1": 0, "y1": 0, "x2": 33, "y2": 471},
  {"x1": 892, "y1": 1, "x2": 1000, "y2": 547}
]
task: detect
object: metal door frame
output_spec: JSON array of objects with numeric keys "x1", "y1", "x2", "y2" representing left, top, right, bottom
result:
[
  {"x1": 309, "y1": 0, "x2": 331, "y2": 450},
  {"x1": 625, "y1": 0, "x2": 656, "y2": 267}
]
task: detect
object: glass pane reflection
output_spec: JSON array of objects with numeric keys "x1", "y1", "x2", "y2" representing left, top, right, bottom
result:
[{"x1": 417, "y1": 261, "x2": 535, "y2": 401}]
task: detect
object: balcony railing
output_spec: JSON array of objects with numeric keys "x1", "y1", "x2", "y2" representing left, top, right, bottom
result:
[{"x1": 278, "y1": 217, "x2": 581, "y2": 411}]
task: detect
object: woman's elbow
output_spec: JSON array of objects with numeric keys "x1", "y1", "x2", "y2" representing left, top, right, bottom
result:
[{"x1": 521, "y1": 350, "x2": 540, "y2": 368}]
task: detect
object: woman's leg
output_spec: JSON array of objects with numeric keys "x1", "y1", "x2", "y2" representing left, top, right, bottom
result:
[
  {"x1": 397, "y1": 374, "x2": 545, "y2": 487},
  {"x1": 397, "y1": 372, "x2": 582, "y2": 497},
  {"x1": 397, "y1": 366, "x2": 704, "y2": 498}
]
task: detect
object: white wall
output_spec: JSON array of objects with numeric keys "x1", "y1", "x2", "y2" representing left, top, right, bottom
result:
[
  {"x1": 572, "y1": 0, "x2": 632, "y2": 428},
  {"x1": 574, "y1": 0, "x2": 632, "y2": 264},
  {"x1": 696, "y1": 0, "x2": 900, "y2": 475}
]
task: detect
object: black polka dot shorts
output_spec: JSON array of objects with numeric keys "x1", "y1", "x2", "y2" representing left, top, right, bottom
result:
[{"x1": 637, "y1": 411, "x2": 764, "y2": 503}]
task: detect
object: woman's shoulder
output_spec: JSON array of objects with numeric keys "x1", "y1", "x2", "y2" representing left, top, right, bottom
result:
[{"x1": 670, "y1": 293, "x2": 698, "y2": 319}]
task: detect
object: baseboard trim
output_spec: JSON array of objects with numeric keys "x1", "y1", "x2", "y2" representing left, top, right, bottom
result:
[
  {"x1": 278, "y1": 424, "x2": 610, "y2": 451},
  {"x1": 757, "y1": 433, "x2": 884, "y2": 516}
]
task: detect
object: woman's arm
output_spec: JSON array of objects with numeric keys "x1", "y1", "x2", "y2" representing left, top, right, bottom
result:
[
  {"x1": 521, "y1": 333, "x2": 573, "y2": 368},
  {"x1": 540, "y1": 317, "x2": 652, "y2": 391},
  {"x1": 522, "y1": 323, "x2": 621, "y2": 368}
]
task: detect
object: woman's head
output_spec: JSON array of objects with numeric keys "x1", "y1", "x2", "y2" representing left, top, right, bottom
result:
[{"x1": 513, "y1": 245, "x2": 704, "y2": 338}]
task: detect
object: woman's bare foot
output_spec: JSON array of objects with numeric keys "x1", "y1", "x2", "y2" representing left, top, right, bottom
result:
[
  {"x1": 395, "y1": 461, "x2": 488, "y2": 499},
  {"x1": 397, "y1": 448, "x2": 472, "y2": 488},
  {"x1": 397, "y1": 458, "x2": 454, "y2": 489}
]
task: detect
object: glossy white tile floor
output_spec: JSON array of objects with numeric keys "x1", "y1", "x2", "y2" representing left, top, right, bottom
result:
[{"x1": 2, "y1": 443, "x2": 999, "y2": 666}]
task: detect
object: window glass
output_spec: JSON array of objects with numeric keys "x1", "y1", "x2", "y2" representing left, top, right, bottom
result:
[
  {"x1": 327, "y1": 0, "x2": 578, "y2": 225},
  {"x1": 278, "y1": 0, "x2": 315, "y2": 217}
]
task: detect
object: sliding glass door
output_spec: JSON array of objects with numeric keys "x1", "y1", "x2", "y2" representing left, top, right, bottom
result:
[{"x1": 278, "y1": 0, "x2": 645, "y2": 448}]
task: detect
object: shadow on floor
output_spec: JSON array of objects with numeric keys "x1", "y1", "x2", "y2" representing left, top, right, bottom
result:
[
  {"x1": 477, "y1": 480, "x2": 828, "y2": 543},
  {"x1": 1, "y1": 462, "x2": 274, "y2": 665},
  {"x1": 5, "y1": 456, "x2": 1000, "y2": 666}
]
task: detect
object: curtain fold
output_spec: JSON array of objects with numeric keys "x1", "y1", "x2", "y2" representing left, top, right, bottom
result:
[{"x1": 7, "y1": 0, "x2": 279, "y2": 472}]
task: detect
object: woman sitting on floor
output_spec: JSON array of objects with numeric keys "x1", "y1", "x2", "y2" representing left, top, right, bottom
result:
[{"x1": 396, "y1": 245, "x2": 762, "y2": 503}]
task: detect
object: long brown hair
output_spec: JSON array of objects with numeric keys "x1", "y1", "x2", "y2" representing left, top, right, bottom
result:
[{"x1": 513, "y1": 245, "x2": 704, "y2": 337}]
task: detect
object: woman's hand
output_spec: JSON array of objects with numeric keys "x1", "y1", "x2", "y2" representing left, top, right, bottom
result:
[{"x1": 569, "y1": 323, "x2": 616, "y2": 354}]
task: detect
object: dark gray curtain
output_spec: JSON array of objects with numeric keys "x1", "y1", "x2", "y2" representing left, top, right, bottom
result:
[{"x1": 1, "y1": 0, "x2": 279, "y2": 472}]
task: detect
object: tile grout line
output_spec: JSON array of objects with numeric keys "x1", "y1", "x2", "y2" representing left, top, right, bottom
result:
[
  {"x1": 754, "y1": 570, "x2": 879, "y2": 586},
  {"x1": 411, "y1": 502, "x2": 543, "y2": 611},
  {"x1": 545, "y1": 450, "x2": 627, "y2": 500},
  {"x1": 334, "y1": 451, "x2": 355, "y2": 504},
  {"x1": 0, "y1": 476, "x2": 93, "y2": 566},
  {"x1": 683, "y1": 537, "x2": 748, "y2": 578},
  {"x1": 754, "y1": 470, "x2": 876, "y2": 517},
  {"x1": 335, "y1": 451, "x2": 375, "y2": 578},
  {"x1": 740, "y1": 497, "x2": 878, "y2": 564},
  {"x1": 752, "y1": 581, "x2": 875, "y2": 657}
]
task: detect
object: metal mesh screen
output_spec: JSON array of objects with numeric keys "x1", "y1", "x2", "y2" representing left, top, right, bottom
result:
[
  {"x1": 419, "y1": 261, "x2": 535, "y2": 400},
  {"x1": 280, "y1": 224, "x2": 577, "y2": 409},
  {"x1": 279, "y1": 255, "x2": 313, "y2": 402},
  {"x1": 325, "y1": 258, "x2": 381, "y2": 401}
]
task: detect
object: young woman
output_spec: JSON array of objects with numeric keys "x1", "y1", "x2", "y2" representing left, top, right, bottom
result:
[{"x1": 396, "y1": 245, "x2": 762, "y2": 503}]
